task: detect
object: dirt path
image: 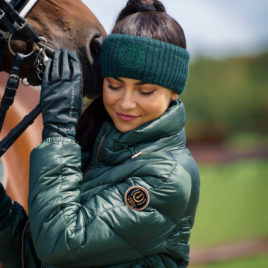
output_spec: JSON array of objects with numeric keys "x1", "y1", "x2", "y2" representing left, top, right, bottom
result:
[{"x1": 189, "y1": 238, "x2": 268, "y2": 266}]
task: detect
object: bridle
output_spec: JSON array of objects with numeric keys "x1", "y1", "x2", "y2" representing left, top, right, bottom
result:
[
  {"x1": 0, "y1": 0, "x2": 50, "y2": 157},
  {"x1": 0, "y1": 0, "x2": 50, "y2": 81}
]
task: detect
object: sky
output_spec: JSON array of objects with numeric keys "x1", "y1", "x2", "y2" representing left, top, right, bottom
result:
[{"x1": 83, "y1": 0, "x2": 268, "y2": 59}]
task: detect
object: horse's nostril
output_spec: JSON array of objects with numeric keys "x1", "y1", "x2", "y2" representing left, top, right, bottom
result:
[
  {"x1": 83, "y1": 35, "x2": 104, "y2": 97},
  {"x1": 90, "y1": 36, "x2": 102, "y2": 62},
  {"x1": 90, "y1": 36, "x2": 103, "y2": 68}
]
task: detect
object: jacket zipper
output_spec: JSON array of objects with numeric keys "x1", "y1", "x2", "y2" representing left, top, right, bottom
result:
[{"x1": 21, "y1": 220, "x2": 29, "y2": 268}]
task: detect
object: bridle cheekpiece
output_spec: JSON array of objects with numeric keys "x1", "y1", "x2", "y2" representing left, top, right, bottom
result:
[{"x1": 0, "y1": 0, "x2": 48, "y2": 156}]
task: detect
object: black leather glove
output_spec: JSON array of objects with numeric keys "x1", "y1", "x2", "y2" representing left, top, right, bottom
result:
[
  {"x1": 0, "y1": 183, "x2": 11, "y2": 220},
  {"x1": 40, "y1": 49, "x2": 82, "y2": 140},
  {"x1": 0, "y1": 183, "x2": 5, "y2": 201}
]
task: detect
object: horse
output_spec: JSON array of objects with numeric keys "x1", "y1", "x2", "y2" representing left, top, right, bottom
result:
[
  {"x1": 0, "y1": 0, "x2": 106, "y2": 212},
  {"x1": 2, "y1": 0, "x2": 106, "y2": 97}
]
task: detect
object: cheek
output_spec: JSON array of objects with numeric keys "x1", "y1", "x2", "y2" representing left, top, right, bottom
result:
[
  {"x1": 103, "y1": 87, "x2": 114, "y2": 108},
  {"x1": 143, "y1": 96, "x2": 170, "y2": 116}
]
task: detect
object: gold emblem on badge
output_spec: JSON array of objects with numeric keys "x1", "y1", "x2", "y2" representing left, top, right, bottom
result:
[{"x1": 124, "y1": 186, "x2": 150, "y2": 211}]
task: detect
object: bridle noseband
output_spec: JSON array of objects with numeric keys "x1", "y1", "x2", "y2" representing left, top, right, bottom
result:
[
  {"x1": 0, "y1": 0, "x2": 49, "y2": 157},
  {"x1": 0, "y1": 0, "x2": 49, "y2": 79}
]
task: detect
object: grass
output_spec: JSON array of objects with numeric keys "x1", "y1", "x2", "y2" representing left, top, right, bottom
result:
[
  {"x1": 190, "y1": 159, "x2": 268, "y2": 246},
  {"x1": 188, "y1": 159, "x2": 268, "y2": 267},
  {"x1": 190, "y1": 255, "x2": 268, "y2": 268}
]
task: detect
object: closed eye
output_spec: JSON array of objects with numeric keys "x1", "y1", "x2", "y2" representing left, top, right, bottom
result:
[
  {"x1": 139, "y1": 89, "x2": 156, "y2": 95},
  {"x1": 108, "y1": 85, "x2": 121, "y2": 90}
]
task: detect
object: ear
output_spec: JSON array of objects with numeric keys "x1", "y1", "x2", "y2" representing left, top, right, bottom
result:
[{"x1": 171, "y1": 92, "x2": 179, "y2": 101}]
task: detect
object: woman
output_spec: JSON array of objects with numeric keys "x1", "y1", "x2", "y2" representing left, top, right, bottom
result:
[{"x1": 0, "y1": 0, "x2": 200, "y2": 267}]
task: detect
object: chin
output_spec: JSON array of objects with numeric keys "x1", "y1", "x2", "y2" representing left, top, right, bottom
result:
[{"x1": 115, "y1": 124, "x2": 134, "y2": 133}]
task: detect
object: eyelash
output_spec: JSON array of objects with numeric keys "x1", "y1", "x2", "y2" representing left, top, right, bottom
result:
[
  {"x1": 139, "y1": 90, "x2": 155, "y2": 95},
  {"x1": 108, "y1": 85, "x2": 155, "y2": 95},
  {"x1": 108, "y1": 85, "x2": 121, "y2": 90}
]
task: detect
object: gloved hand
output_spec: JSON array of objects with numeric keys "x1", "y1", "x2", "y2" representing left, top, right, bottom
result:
[
  {"x1": 0, "y1": 183, "x2": 5, "y2": 201},
  {"x1": 0, "y1": 183, "x2": 10, "y2": 220},
  {"x1": 40, "y1": 49, "x2": 82, "y2": 140}
]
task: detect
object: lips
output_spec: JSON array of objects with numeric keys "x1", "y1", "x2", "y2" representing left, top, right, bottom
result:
[{"x1": 116, "y1": 112, "x2": 138, "y2": 121}]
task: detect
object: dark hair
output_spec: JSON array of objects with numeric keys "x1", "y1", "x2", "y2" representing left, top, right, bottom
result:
[
  {"x1": 76, "y1": 0, "x2": 186, "y2": 152},
  {"x1": 113, "y1": 0, "x2": 186, "y2": 48},
  {"x1": 76, "y1": 96, "x2": 109, "y2": 153}
]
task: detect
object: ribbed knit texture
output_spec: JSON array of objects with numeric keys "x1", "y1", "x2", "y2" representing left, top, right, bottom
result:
[{"x1": 101, "y1": 34, "x2": 190, "y2": 94}]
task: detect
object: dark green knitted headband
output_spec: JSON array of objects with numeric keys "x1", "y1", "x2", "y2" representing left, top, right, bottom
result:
[{"x1": 101, "y1": 34, "x2": 190, "y2": 94}]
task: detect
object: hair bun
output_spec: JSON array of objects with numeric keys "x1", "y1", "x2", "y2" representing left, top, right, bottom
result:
[
  {"x1": 115, "y1": 0, "x2": 166, "y2": 24},
  {"x1": 136, "y1": 4, "x2": 157, "y2": 12},
  {"x1": 137, "y1": 0, "x2": 166, "y2": 12}
]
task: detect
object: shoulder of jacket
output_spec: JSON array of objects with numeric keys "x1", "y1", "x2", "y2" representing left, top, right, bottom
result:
[
  {"x1": 170, "y1": 148, "x2": 200, "y2": 183},
  {"x1": 133, "y1": 149, "x2": 192, "y2": 186},
  {"x1": 134, "y1": 154, "x2": 194, "y2": 221}
]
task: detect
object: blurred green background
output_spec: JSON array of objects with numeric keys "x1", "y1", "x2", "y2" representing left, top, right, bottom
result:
[
  {"x1": 181, "y1": 52, "x2": 268, "y2": 267},
  {"x1": 182, "y1": 52, "x2": 268, "y2": 145}
]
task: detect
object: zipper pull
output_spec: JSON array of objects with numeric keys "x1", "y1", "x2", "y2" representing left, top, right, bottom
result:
[{"x1": 131, "y1": 151, "x2": 143, "y2": 159}]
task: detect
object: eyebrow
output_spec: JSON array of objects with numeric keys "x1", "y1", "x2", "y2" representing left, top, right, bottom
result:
[{"x1": 113, "y1": 77, "x2": 151, "y2": 86}]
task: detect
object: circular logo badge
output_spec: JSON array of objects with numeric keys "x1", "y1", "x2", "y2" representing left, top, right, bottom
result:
[
  {"x1": 124, "y1": 186, "x2": 150, "y2": 211},
  {"x1": 118, "y1": 42, "x2": 146, "y2": 69}
]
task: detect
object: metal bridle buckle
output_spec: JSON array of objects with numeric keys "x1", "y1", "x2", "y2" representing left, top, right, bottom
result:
[
  {"x1": 33, "y1": 36, "x2": 49, "y2": 80},
  {"x1": 8, "y1": 74, "x2": 20, "y2": 81},
  {"x1": 14, "y1": 19, "x2": 27, "y2": 31},
  {"x1": 0, "y1": 30, "x2": 10, "y2": 40},
  {"x1": 8, "y1": 33, "x2": 34, "y2": 58}
]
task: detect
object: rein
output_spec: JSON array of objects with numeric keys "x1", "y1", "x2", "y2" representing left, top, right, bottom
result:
[{"x1": 0, "y1": 0, "x2": 49, "y2": 157}]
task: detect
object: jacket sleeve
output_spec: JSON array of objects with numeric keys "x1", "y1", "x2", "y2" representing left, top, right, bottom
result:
[
  {"x1": 28, "y1": 138, "x2": 192, "y2": 267},
  {"x1": 0, "y1": 184, "x2": 28, "y2": 267}
]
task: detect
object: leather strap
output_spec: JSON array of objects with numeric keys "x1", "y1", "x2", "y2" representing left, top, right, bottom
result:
[
  {"x1": 0, "y1": 53, "x2": 24, "y2": 131},
  {"x1": 6, "y1": 0, "x2": 38, "y2": 18},
  {"x1": 0, "y1": 36, "x2": 8, "y2": 71},
  {"x1": 0, "y1": 0, "x2": 41, "y2": 156},
  {"x1": 0, "y1": 103, "x2": 41, "y2": 156},
  {"x1": 0, "y1": 0, "x2": 40, "y2": 41}
]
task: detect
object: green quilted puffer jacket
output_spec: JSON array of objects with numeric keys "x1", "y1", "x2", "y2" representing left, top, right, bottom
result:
[{"x1": 0, "y1": 100, "x2": 200, "y2": 268}]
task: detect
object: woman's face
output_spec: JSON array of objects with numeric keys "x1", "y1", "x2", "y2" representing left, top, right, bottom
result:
[{"x1": 103, "y1": 77, "x2": 178, "y2": 132}]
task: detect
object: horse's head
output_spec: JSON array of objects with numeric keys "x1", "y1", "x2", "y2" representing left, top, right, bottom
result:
[
  {"x1": 2, "y1": 0, "x2": 107, "y2": 98},
  {"x1": 0, "y1": 0, "x2": 107, "y2": 214}
]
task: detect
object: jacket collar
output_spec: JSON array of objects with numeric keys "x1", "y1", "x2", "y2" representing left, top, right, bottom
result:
[{"x1": 91, "y1": 100, "x2": 186, "y2": 165}]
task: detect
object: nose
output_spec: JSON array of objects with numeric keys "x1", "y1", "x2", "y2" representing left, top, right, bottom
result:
[
  {"x1": 119, "y1": 90, "x2": 136, "y2": 110},
  {"x1": 82, "y1": 33, "x2": 104, "y2": 97},
  {"x1": 90, "y1": 35, "x2": 103, "y2": 69}
]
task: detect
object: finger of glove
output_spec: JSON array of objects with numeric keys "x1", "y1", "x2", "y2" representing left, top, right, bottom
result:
[
  {"x1": 68, "y1": 51, "x2": 81, "y2": 80},
  {"x1": 0, "y1": 183, "x2": 5, "y2": 200},
  {"x1": 42, "y1": 58, "x2": 52, "y2": 85},
  {"x1": 69, "y1": 51, "x2": 82, "y2": 112},
  {"x1": 50, "y1": 50, "x2": 61, "y2": 81},
  {"x1": 61, "y1": 49, "x2": 71, "y2": 80}
]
